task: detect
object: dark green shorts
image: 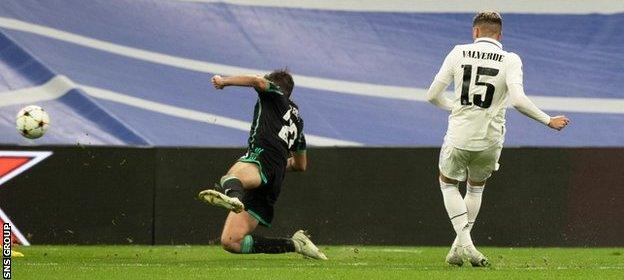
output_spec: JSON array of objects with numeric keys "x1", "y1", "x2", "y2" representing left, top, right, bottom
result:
[{"x1": 238, "y1": 148, "x2": 285, "y2": 227}]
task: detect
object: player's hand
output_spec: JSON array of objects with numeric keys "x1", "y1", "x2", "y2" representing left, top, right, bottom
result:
[
  {"x1": 548, "y1": 115, "x2": 570, "y2": 131},
  {"x1": 211, "y1": 75, "x2": 225, "y2": 89}
]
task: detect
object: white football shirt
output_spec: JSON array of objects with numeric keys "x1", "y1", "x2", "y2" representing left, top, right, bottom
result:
[{"x1": 433, "y1": 37, "x2": 523, "y2": 151}]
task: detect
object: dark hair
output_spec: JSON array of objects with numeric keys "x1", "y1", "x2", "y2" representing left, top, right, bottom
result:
[
  {"x1": 265, "y1": 68, "x2": 294, "y2": 98},
  {"x1": 473, "y1": 11, "x2": 502, "y2": 36}
]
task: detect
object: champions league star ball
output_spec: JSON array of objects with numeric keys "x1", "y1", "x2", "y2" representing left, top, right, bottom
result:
[{"x1": 16, "y1": 105, "x2": 50, "y2": 139}]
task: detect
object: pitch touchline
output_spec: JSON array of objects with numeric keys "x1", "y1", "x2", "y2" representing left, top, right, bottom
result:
[{"x1": 0, "y1": 17, "x2": 622, "y2": 114}]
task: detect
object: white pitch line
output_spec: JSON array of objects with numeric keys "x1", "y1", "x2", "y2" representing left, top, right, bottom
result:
[
  {"x1": 362, "y1": 248, "x2": 423, "y2": 253},
  {"x1": 0, "y1": 17, "x2": 622, "y2": 114},
  {"x1": 177, "y1": 0, "x2": 624, "y2": 14}
]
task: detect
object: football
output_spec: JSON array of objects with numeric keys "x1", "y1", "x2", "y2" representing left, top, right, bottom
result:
[{"x1": 15, "y1": 105, "x2": 50, "y2": 139}]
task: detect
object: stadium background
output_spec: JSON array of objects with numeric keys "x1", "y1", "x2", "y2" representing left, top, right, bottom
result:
[{"x1": 0, "y1": 0, "x2": 623, "y2": 249}]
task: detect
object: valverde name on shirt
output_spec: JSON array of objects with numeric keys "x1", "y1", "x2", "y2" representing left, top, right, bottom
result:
[{"x1": 462, "y1": 50, "x2": 504, "y2": 62}]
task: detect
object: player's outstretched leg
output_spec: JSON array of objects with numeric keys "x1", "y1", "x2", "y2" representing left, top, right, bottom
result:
[
  {"x1": 291, "y1": 230, "x2": 328, "y2": 260},
  {"x1": 199, "y1": 162, "x2": 262, "y2": 213},
  {"x1": 198, "y1": 176, "x2": 245, "y2": 213},
  {"x1": 447, "y1": 181, "x2": 487, "y2": 266},
  {"x1": 240, "y1": 234, "x2": 298, "y2": 254},
  {"x1": 463, "y1": 181, "x2": 488, "y2": 267},
  {"x1": 198, "y1": 179, "x2": 244, "y2": 213},
  {"x1": 232, "y1": 230, "x2": 327, "y2": 260},
  {"x1": 464, "y1": 182, "x2": 485, "y2": 233},
  {"x1": 439, "y1": 175, "x2": 474, "y2": 266},
  {"x1": 220, "y1": 212, "x2": 326, "y2": 260}
]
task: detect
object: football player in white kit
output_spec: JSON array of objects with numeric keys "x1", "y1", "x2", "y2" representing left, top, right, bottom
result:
[{"x1": 426, "y1": 11, "x2": 570, "y2": 267}]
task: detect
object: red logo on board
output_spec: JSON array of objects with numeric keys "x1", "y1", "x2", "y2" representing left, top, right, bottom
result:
[{"x1": 0, "y1": 151, "x2": 52, "y2": 245}]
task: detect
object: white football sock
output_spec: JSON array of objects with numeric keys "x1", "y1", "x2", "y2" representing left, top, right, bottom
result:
[
  {"x1": 440, "y1": 179, "x2": 472, "y2": 247},
  {"x1": 465, "y1": 182, "x2": 485, "y2": 232},
  {"x1": 452, "y1": 183, "x2": 485, "y2": 247}
]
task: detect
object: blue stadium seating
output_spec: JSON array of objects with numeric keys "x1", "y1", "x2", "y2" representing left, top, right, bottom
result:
[{"x1": 0, "y1": 0, "x2": 622, "y2": 146}]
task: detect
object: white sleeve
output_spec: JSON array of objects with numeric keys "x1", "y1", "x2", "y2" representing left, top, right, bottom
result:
[
  {"x1": 433, "y1": 46, "x2": 458, "y2": 85},
  {"x1": 426, "y1": 80, "x2": 453, "y2": 111},
  {"x1": 508, "y1": 83, "x2": 551, "y2": 125},
  {"x1": 506, "y1": 53, "x2": 524, "y2": 86}
]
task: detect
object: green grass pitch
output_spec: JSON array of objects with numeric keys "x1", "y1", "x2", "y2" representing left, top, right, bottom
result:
[{"x1": 13, "y1": 246, "x2": 624, "y2": 279}]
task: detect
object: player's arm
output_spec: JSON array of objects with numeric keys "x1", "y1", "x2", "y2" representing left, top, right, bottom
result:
[
  {"x1": 426, "y1": 81, "x2": 453, "y2": 111},
  {"x1": 509, "y1": 84, "x2": 569, "y2": 131},
  {"x1": 506, "y1": 54, "x2": 569, "y2": 131},
  {"x1": 286, "y1": 151, "x2": 307, "y2": 172},
  {"x1": 211, "y1": 74, "x2": 268, "y2": 91},
  {"x1": 426, "y1": 47, "x2": 457, "y2": 111},
  {"x1": 287, "y1": 131, "x2": 307, "y2": 172}
]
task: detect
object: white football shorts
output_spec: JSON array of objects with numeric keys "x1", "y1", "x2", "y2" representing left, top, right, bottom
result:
[{"x1": 438, "y1": 141, "x2": 502, "y2": 182}]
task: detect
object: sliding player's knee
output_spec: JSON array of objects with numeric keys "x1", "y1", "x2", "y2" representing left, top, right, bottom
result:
[
  {"x1": 220, "y1": 235, "x2": 243, "y2": 253},
  {"x1": 223, "y1": 166, "x2": 261, "y2": 190},
  {"x1": 222, "y1": 175, "x2": 254, "y2": 190}
]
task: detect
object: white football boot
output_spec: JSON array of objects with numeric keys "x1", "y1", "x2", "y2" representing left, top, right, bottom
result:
[
  {"x1": 291, "y1": 230, "x2": 328, "y2": 260},
  {"x1": 445, "y1": 242, "x2": 464, "y2": 266},
  {"x1": 462, "y1": 245, "x2": 490, "y2": 267},
  {"x1": 198, "y1": 189, "x2": 244, "y2": 213}
]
